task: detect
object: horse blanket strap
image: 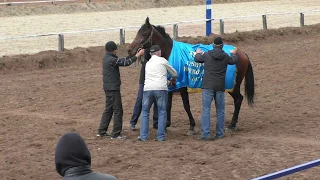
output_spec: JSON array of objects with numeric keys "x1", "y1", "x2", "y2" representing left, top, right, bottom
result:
[{"x1": 167, "y1": 40, "x2": 237, "y2": 93}]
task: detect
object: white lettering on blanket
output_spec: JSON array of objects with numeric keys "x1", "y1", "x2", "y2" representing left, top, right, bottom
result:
[{"x1": 184, "y1": 61, "x2": 204, "y2": 82}]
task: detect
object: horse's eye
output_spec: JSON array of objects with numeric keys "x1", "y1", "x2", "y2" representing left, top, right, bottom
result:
[{"x1": 142, "y1": 32, "x2": 148, "y2": 36}]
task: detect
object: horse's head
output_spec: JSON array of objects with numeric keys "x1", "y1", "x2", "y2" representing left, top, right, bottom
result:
[{"x1": 128, "y1": 17, "x2": 155, "y2": 57}]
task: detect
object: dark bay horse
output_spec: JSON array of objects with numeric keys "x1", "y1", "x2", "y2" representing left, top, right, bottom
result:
[{"x1": 127, "y1": 17, "x2": 255, "y2": 134}]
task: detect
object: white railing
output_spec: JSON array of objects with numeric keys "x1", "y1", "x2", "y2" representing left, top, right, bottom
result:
[
  {"x1": 0, "y1": 0, "x2": 80, "y2": 5},
  {"x1": 0, "y1": 10, "x2": 319, "y2": 53}
]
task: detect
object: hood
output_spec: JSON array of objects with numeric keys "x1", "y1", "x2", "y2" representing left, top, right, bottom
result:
[
  {"x1": 208, "y1": 46, "x2": 225, "y2": 60},
  {"x1": 54, "y1": 132, "x2": 91, "y2": 177}
]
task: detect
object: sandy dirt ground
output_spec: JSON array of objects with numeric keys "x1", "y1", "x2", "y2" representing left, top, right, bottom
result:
[
  {"x1": 1, "y1": 0, "x2": 320, "y2": 180},
  {"x1": 0, "y1": 0, "x2": 320, "y2": 56},
  {"x1": 1, "y1": 22, "x2": 320, "y2": 180}
]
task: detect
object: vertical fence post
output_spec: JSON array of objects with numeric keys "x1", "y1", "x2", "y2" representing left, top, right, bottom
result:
[
  {"x1": 300, "y1": 13, "x2": 305, "y2": 27},
  {"x1": 58, "y1": 33, "x2": 64, "y2": 52},
  {"x1": 206, "y1": 0, "x2": 212, "y2": 36},
  {"x1": 262, "y1": 15, "x2": 267, "y2": 30},
  {"x1": 173, "y1": 24, "x2": 178, "y2": 40},
  {"x1": 120, "y1": 29, "x2": 125, "y2": 45},
  {"x1": 219, "y1": 19, "x2": 224, "y2": 35}
]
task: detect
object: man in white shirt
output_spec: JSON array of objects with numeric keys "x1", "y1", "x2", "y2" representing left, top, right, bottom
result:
[{"x1": 138, "y1": 45, "x2": 178, "y2": 142}]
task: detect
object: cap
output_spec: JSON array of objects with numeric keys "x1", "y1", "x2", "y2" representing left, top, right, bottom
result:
[
  {"x1": 149, "y1": 45, "x2": 161, "y2": 53},
  {"x1": 105, "y1": 41, "x2": 117, "y2": 52}
]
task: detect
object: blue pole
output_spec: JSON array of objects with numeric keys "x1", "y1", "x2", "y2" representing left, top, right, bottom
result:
[{"x1": 206, "y1": 0, "x2": 212, "y2": 36}]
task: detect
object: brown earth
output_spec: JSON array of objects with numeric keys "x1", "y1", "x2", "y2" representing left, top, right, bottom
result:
[{"x1": 1, "y1": 23, "x2": 320, "y2": 180}]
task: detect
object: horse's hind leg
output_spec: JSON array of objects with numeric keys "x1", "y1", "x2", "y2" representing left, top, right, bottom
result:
[
  {"x1": 228, "y1": 86, "x2": 243, "y2": 131},
  {"x1": 180, "y1": 87, "x2": 196, "y2": 135}
]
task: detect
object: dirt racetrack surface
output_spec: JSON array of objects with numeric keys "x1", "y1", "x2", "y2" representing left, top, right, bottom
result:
[{"x1": 1, "y1": 23, "x2": 320, "y2": 179}]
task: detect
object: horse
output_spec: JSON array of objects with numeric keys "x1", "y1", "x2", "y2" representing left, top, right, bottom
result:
[{"x1": 127, "y1": 17, "x2": 255, "y2": 134}]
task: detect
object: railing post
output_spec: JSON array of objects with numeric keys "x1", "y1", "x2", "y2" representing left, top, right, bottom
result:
[
  {"x1": 262, "y1": 14, "x2": 267, "y2": 30},
  {"x1": 300, "y1": 13, "x2": 305, "y2": 27},
  {"x1": 173, "y1": 24, "x2": 178, "y2": 40},
  {"x1": 58, "y1": 33, "x2": 64, "y2": 52},
  {"x1": 206, "y1": 0, "x2": 212, "y2": 36},
  {"x1": 219, "y1": 19, "x2": 224, "y2": 35},
  {"x1": 120, "y1": 29, "x2": 125, "y2": 45}
]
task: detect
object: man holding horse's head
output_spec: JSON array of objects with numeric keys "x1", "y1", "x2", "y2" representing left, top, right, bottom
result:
[
  {"x1": 194, "y1": 37, "x2": 238, "y2": 141},
  {"x1": 97, "y1": 41, "x2": 145, "y2": 140},
  {"x1": 138, "y1": 45, "x2": 178, "y2": 142}
]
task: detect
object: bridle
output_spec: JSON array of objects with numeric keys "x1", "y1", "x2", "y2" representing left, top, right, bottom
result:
[
  {"x1": 132, "y1": 26, "x2": 155, "y2": 67},
  {"x1": 133, "y1": 26, "x2": 154, "y2": 51}
]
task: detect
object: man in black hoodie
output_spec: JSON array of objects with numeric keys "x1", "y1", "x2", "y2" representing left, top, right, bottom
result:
[
  {"x1": 97, "y1": 41, "x2": 145, "y2": 140},
  {"x1": 194, "y1": 37, "x2": 238, "y2": 140},
  {"x1": 55, "y1": 132, "x2": 117, "y2": 180}
]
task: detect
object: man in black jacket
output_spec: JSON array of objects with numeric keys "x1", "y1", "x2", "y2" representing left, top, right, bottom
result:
[
  {"x1": 194, "y1": 37, "x2": 238, "y2": 140},
  {"x1": 97, "y1": 41, "x2": 145, "y2": 140},
  {"x1": 129, "y1": 48, "x2": 158, "y2": 131},
  {"x1": 55, "y1": 132, "x2": 117, "y2": 180}
]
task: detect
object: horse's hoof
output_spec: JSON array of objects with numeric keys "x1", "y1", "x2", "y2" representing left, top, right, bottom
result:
[
  {"x1": 187, "y1": 130, "x2": 196, "y2": 136},
  {"x1": 226, "y1": 126, "x2": 238, "y2": 132}
]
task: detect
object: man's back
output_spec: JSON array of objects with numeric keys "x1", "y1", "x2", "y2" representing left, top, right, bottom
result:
[
  {"x1": 144, "y1": 55, "x2": 170, "y2": 91},
  {"x1": 198, "y1": 48, "x2": 231, "y2": 91}
]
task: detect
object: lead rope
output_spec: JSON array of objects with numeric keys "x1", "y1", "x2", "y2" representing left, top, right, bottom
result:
[{"x1": 134, "y1": 47, "x2": 143, "y2": 68}]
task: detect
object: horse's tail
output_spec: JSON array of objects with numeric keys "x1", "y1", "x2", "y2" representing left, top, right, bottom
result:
[{"x1": 245, "y1": 58, "x2": 255, "y2": 107}]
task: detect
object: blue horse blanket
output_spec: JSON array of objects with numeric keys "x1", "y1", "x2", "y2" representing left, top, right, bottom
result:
[{"x1": 167, "y1": 40, "x2": 237, "y2": 92}]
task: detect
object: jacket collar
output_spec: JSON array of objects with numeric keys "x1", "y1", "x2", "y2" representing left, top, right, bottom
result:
[
  {"x1": 106, "y1": 52, "x2": 118, "y2": 58},
  {"x1": 64, "y1": 165, "x2": 93, "y2": 177}
]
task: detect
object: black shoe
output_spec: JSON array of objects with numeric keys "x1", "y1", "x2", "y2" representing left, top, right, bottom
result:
[
  {"x1": 130, "y1": 124, "x2": 136, "y2": 131},
  {"x1": 137, "y1": 136, "x2": 147, "y2": 142},
  {"x1": 197, "y1": 136, "x2": 213, "y2": 141},
  {"x1": 96, "y1": 133, "x2": 111, "y2": 137},
  {"x1": 111, "y1": 135, "x2": 127, "y2": 140},
  {"x1": 213, "y1": 136, "x2": 224, "y2": 141}
]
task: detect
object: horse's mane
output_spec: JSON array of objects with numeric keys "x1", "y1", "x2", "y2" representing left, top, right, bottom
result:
[{"x1": 153, "y1": 25, "x2": 171, "y2": 39}]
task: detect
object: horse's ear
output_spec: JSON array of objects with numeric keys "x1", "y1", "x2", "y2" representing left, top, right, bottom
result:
[{"x1": 145, "y1": 17, "x2": 151, "y2": 28}]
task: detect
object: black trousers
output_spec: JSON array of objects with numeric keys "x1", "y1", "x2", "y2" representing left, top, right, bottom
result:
[{"x1": 98, "y1": 90, "x2": 123, "y2": 137}]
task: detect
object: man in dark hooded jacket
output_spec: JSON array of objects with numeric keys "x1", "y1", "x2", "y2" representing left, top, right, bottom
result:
[
  {"x1": 194, "y1": 37, "x2": 238, "y2": 141},
  {"x1": 55, "y1": 132, "x2": 118, "y2": 180}
]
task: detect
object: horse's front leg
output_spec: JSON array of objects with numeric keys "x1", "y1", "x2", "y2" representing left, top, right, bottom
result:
[
  {"x1": 228, "y1": 86, "x2": 243, "y2": 131},
  {"x1": 180, "y1": 87, "x2": 196, "y2": 135}
]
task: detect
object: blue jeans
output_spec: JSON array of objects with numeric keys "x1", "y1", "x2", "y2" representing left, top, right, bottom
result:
[
  {"x1": 201, "y1": 89, "x2": 225, "y2": 138},
  {"x1": 129, "y1": 84, "x2": 158, "y2": 128},
  {"x1": 140, "y1": 90, "x2": 168, "y2": 141}
]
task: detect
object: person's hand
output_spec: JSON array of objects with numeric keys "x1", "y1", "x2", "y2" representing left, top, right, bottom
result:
[
  {"x1": 168, "y1": 78, "x2": 176, "y2": 86},
  {"x1": 136, "y1": 49, "x2": 145, "y2": 57},
  {"x1": 230, "y1": 48, "x2": 237, "y2": 54},
  {"x1": 196, "y1": 48, "x2": 203, "y2": 54}
]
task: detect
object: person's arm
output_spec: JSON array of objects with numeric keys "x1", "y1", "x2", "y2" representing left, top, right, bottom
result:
[
  {"x1": 194, "y1": 48, "x2": 205, "y2": 63},
  {"x1": 163, "y1": 60, "x2": 178, "y2": 78},
  {"x1": 110, "y1": 56, "x2": 138, "y2": 67},
  {"x1": 110, "y1": 49, "x2": 145, "y2": 67},
  {"x1": 228, "y1": 49, "x2": 239, "y2": 65}
]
